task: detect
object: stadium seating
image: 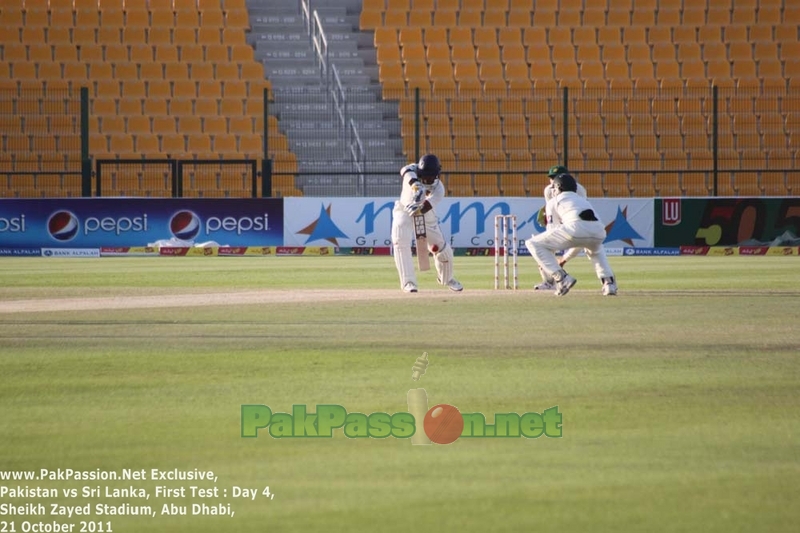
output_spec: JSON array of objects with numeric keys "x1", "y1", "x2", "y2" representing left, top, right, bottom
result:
[
  {"x1": 365, "y1": 0, "x2": 799, "y2": 196},
  {"x1": 0, "y1": 0, "x2": 294, "y2": 198}
]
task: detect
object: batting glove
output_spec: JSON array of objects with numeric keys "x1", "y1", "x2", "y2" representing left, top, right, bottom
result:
[
  {"x1": 404, "y1": 202, "x2": 423, "y2": 216},
  {"x1": 411, "y1": 184, "x2": 425, "y2": 204}
]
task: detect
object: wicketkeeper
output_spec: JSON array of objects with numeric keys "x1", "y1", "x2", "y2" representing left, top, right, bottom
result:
[
  {"x1": 535, "y1": 165, "x2": 589, "y2": 291},
  {"x1": 391, "y1": 154, "x2": 463, "y2": 293},
  {"x1": 526, "y1": 174, "x2": 617, "y2": 296}
]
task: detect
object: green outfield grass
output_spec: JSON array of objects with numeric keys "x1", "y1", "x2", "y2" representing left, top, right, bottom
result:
[{"x1": 1, "y1": 256, "x2": 799, "y2": 533}]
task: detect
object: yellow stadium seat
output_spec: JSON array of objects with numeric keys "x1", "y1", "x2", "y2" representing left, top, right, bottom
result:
[
  {"x1": 127, "y1": 115, "x2": 150, "y2": 135},
  {"x1": 173, "y1": 79, "x2": 197, "y2": 98},
  {"x1": 404, "y1": 9, "x2": 429, "y2": 26},
  {"x1": 443, "y1": 174, "x2": 474, "y2": 196},
  {"x1": 203, "y1": 116, "x2": 227, "y2": 135},
  {"x1": 474, "y1": 175, "x2": 500, "y2": 196},
  {"x1": 122, "y1": 80, "x2": 146, "y2": 99},
  {"x1": 122, "y1": 8, "x2": 148, "y2": 27},
  {"x1": 24, "y1": 9, "x2": 49, "y2": 27},
  {"x1": 787, "y1": 172, "x2": 800, "y2": 195},
  {"x1": 603, "y1": 174, "x2": 631, "y2": 197},
  {"x1": 0, "y1": 7, "x2": 23, "y2": 27},
  {"x1": 532, "y1": 6, "x2": 555, "y2": 26},
  {"x1": 212, "y1": 134, "x2": 238, "y2": 156},
  {"x1": 630, "y1": 173, "x2": 656, "y2": 196},
  {"x1": 432, "y1": 78, "x2": 457, "y2": 97},
  {"x1": 704, "y1": 5, "x2": 730, "y2": 25},
  {"x1": 179, "y1": 116, "x2": 203, "y2": 135},
  {"x1": 153, "y1": 116, "x2": 177, "y2": 135},
  {"x1": 175, "y1": 9, "x2": 199, "y2": 28},
  {"x1": 144, "y1": 80, "x2": 170, "y2": 100},
  {"x1": 239, "y1": 134, "x2": 262, "y2": 156},
  {"x1": 155, "y1": 45, "x2": 179, "y2": 63},
  {"x1": 756, "y1": 5, "x2": 781, "y2": 24},
  {"x1": 654, "y1": 174, "x2": 682, "y2": 197},
  {"x1": 196, "y1": 27, "x2": 219, "y2": 46},
  {"x1": 432, "y1": 9, "x2": 456, "y2": 26},
  {"x1": 109, "y1": 133, "x2": 134, "y2": 156},
  {"x1": 197, "y1": 79, "x2": 222, "y2": 99},
  {"x1": 141, "y1": 99, "x2": 167, "y2": 118},
  {"x1": 224, "y1": 9, "x2": 251, "y2": 30},
  {"x1": 161, "y1": 134, "x2": 186, "y2": 156},
  {"x1": 761, "y1": 172, "x2": 787, "y2": 195},
  {"x1": 380, "y1": 8, "x2": 404, "y2": 26},
  {"x1": 359, "y1": 9, "x2": 382, "y2": 30},
  {"x1": 147, "y1": 4, "x2": 173, "y2": 26},
  {"x1": 497, "y1": 174, "x2": 526, "y2": 196}
]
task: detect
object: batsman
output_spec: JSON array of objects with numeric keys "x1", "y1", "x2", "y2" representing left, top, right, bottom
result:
[{"x1": 391, "y1": 154, "x2": 464, "y2": 293}]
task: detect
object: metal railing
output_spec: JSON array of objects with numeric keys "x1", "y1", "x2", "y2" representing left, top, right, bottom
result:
[
  {"x1": 0, "y1": 86, "x2": 90, "y2": 198},
  {"x1": 96, "y1": 159, "x2": 258, "y2": 198},
  {"x1": 3, "y1": 83, "x2": 797, "y2": 199},
  {"x1": 331, "y1": 64, "x2": 347, "y2": 132},
  {"x1": 300, "y1": 0, "x2": 311, "y2": 35},
  {"x1": 349, "y1": 118, "x2": 366, "y2": 194},
  {"x1": 309, "y1": 10, "x2": 330, "y2": 87}
]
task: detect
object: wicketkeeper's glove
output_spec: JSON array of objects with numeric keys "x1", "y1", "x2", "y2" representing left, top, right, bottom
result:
[{"x1": 536, "y1": 207, "x2": 547, "y2": 227}]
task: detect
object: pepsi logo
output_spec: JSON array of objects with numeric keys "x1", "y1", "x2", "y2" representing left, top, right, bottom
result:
[
  {"x1": 169, "y1": 210, "x2": 201, "y2": 241},
  {"x1": 47, "y1": 211, "x2": 79, "y2": 241}
]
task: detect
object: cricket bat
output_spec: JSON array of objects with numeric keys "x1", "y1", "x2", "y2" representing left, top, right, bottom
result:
[{"x1": 413, "y1": 214, "x2": 430, "y2": 271}]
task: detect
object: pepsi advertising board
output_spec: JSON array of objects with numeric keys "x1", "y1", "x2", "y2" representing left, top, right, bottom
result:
[{"x1": 0, "y1": 199, "x2": 284, "y2": 248}]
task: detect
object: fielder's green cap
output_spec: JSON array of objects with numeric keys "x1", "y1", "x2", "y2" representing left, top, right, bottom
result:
[{"x1": 547, "y1": 165, "x2": 568, "y2": 178}]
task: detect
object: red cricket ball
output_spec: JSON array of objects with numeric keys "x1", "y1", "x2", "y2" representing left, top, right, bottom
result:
[{"x1": 424, "y1": 404, "x2": 464, "y2": 445}]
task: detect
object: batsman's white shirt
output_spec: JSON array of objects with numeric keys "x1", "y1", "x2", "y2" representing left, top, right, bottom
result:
[
  {"x1": 393, "y1": 172, "x2": 445, "y2": 242},
  {"x1": 397, "y1": 173, "x2": 445, "y2": 212}
]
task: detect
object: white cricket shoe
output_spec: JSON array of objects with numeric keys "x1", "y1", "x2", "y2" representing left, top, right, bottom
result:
[
  {"x1": 602, "y1": 282, "x2": 618, "y2": 296},
  {"x1": 554, "y1": 274, "x2": 577, "y2": 296},
  {"x1": 446, "y1": 278, "x2": 463, "y2": 292},
  {"x1": 402, "y1": 281, "x2": 418, "y2": 293},
  {"x1": 534, "y1": 280, "x2": 555, "y2": 291}
]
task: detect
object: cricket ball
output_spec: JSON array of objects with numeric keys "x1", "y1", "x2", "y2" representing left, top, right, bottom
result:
[
  {"x1": 424, "y1": 404, "x2": 464, "y2": 445},
  {"x1": 430, "y1": 244, "x2": 439, "y2": 252}
]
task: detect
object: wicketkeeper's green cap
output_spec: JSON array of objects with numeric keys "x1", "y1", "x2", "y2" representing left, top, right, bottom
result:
[{"x1": 547, "y1": 165, "x2": 568, "y2": 178}]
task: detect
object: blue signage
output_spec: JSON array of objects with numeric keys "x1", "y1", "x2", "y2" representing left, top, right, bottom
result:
[{"x1": 0, "y1": 199, "x2": 284, "y2": 248}]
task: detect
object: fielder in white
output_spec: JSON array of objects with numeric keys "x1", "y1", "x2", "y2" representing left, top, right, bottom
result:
[
  {"x1": 535, "y1": 165, "x2": 588, "y2": 291},
  {"x1": 525, "y1": 174, "x2": 618, "y2": 296},
  {"x1": 391, "y1": 154, "x2": 463, "y2": 293}
]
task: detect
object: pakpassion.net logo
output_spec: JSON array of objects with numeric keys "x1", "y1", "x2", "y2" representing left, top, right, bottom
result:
[
  {"x1": 240, "y1": 404, "x2": 562, "y2": 445},
  {"x1": 241, "y1": 353, "x2": 562, "y2": 445}
]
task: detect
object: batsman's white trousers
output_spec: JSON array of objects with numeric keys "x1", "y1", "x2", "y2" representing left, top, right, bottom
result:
[
  {"x1": 391, "y1": 202, "x2": 453, "y2": 287},
  {"x1": 525, "y1": 220, "x2": 614, "y2": 280}
]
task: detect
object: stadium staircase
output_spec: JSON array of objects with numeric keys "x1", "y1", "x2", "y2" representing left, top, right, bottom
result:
[{"x1": 248, "y1": 0, "x2": 405, "y2": 196}]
